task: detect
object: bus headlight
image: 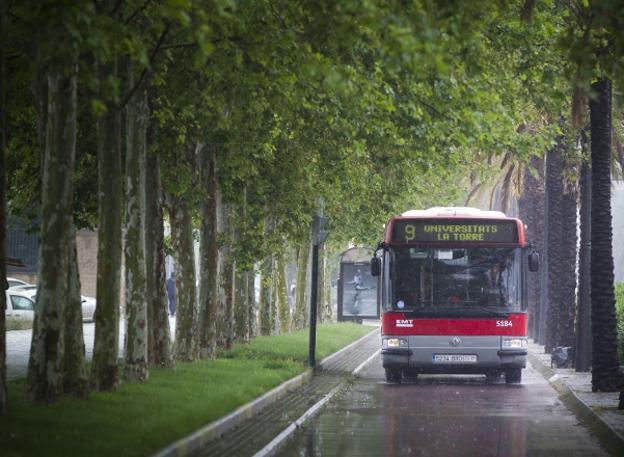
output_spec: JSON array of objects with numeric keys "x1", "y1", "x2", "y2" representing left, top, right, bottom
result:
[
  {"x1": 383, "y1": 338, "x2": 408, "y2": 348},
  {"x1": 501, "y1": 337, "x2": 527, "y2": 349}
]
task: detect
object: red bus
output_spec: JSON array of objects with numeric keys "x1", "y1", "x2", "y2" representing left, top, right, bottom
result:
[{"x1": 371, "y1": 207, "x2": 539, "y2": 384}]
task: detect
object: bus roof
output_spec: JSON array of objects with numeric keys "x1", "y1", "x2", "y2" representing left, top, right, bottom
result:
[
  {"x1": 385, "y1": 207, "x2": 526, "y2": 247},
  {"x1": 401, "y1": 207, "x2": 507, "y2": 218}
]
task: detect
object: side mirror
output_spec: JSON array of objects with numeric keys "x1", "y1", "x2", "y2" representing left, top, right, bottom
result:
[
  {"x1": 528, "y1": 251, "x2": 540, "y2": 272},
  {"x1": 370, "y1": 257, "x2": 381, "y2": 276}
]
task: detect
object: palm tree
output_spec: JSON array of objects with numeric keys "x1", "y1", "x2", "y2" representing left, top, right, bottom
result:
[
  {"x1": 589, "y1": 78, "x2": 620, "y2": 392},
  {"x1": 544, "y1": 146, "x2": 563, "y2": 353},
  {"x1": 467, "y1": 149, "x2": 578, "y2": 353},
  {"x1": 518, "y1": 156, "x2": 545, "y2": 341},
  {"x1": 0, "y1": 1, "x2": 7, "y2": 412}
]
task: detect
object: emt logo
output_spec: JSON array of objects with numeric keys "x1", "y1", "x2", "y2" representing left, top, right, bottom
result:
[{"x1": 396, "y1": 319, "x2": 414, "y2": 328}]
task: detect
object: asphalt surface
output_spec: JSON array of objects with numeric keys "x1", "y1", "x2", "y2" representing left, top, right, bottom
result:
[{"x1": 276, "y1": 356, "x2": 615, "y2": 457}]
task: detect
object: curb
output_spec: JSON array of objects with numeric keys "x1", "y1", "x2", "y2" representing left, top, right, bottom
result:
[
  {"x1": 254, "y1": 337, "x2": 381, "y2": 457},
  {"x1": 151, "y1": 327, "x2": 379, "y2": 457},
  {"x1": 353, "y1": 349, "x2": 380, "y2": 378},
  {"x1": 528, "y1": 354, "x2": 624, "y2": 456},
  {"x1": 317, "y1": 327, "x2": 379, "y2": 370},
  {"x1": 251, "y1": 380, "x2": 348, "y2": 457}
]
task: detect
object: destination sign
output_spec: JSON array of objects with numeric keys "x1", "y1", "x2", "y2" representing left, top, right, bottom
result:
[{"x1": 391, "y1": 219, "x2": 519, "y2": 244}]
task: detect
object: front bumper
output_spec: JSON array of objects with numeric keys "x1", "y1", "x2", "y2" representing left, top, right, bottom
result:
[{"x1": 381, "y1": 335, "x2": 527, "y2": 372}]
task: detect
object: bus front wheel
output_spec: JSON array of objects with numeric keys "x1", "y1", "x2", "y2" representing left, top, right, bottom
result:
[
  {"x1": 505, "y1": 368, "x2": 522, "y2": 384},
  {"x1": 385, "y1": 368, "x2": 402, "y2": 384}
]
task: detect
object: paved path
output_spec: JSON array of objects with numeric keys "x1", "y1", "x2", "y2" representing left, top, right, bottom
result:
[
  {"x1": 6, "y1": 317, "x2": 176, "y2": 380},
  {"x1": 276, "y1": 355, "x2": 616, "y2": 457}
]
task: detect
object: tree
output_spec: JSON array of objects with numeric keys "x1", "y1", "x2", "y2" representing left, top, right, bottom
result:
[
  {"x1": 0, "y1": 0, "x2": 7, "y2": 414},
  {"x1": 27, "y1": 65, "x2": 78, "y2": 403},
  {"x1": 292, "y1": 240, "x2": 310, "y2": 330},
  {"x1": 62, "y1": 224, "x2": 88, "y2": 397},
  {"x1": 518, "y1": 156, "x2": 545, "y2": 341},
  {"x1": 123, "y1": 80, "x2": 149, "y2": 382},
  {"x1": 90, "y1": 57, "x2": 123, "y2": 391},
  {"x1": 544, "y1": 143, "x2": 578, "y2": 353},
  {"x1": 275, "y1": 252, "x2": 290, "y2": 333},
  {"x1": 557, "y1": 171, "x2": 578, "y2": 348},
  {"x1": 168, "y1": 188, "x2": 199, "y2": 361},
  {"x1": 589, "y1": 78, "x2": 620, "y2": 391},
  {"x1": 259, "y1": 250, "x2": 274, "y2": 336},
  {"x1": 144, "y1": 147, "x2": 173, "y2": 368},
  {"x1": 197, "y1": 145, "x2": 218, "y2": 359}
]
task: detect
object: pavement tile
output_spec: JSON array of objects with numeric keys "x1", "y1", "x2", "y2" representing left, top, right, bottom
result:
[{"x1": 528, "y1": 341, "x2": 624, "y2": 442}]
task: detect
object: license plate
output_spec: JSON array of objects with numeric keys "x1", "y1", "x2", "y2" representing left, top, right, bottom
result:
[{"x1": 433, "y1": 354, "x2": 478, "y2": 363}]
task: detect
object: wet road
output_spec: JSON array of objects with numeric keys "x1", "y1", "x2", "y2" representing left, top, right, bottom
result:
[{"x1": 277, "y1": 356, "x2": 613, "y2": 457}]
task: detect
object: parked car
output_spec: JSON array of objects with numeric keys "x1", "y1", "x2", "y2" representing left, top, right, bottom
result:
[
  {"x1": 6, "y1": 287, "x2": 96, "y2": 322},
  {"x1": 7, "y1": 277, "x2": 31, "y2": 289},
  {"x1": 10, "y1": 284, "x2": 37, "y2": 293},
  {"x1": 5, "y1": 290, "x2": 35, "y2": 320},
  {"x1": 80, "y1": 296, "x2": 96, "y2": 322}
]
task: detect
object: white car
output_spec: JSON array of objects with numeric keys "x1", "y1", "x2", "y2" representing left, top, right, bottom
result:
[
  {"x1": 80, "y1": 296, "x2": 96, "y2": 322},
  {"x1": 6, "y1": 286, "x2": 96, "y2": 322},
  {"x1": 5, "y1": 290, "x2": 35, "y2": 320},
  {"x1": 7, "y1": 277, "x2": 31, "y2": 289}
]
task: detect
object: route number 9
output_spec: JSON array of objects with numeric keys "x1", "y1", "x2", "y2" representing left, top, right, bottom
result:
[{"x1": 405, "y1": 225, "x2": 416, "y2": 241}]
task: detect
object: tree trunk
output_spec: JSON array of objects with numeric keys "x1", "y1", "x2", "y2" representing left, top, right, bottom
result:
[
  {"x1": 544, "y1": 146, "x2": 564, "y2": 353},
  {"x1": 221, "y1": 258, "x2": 235, "y2": 349},
  {"x1": 0, "y1": 0, "x2": 7, "y2": 413},
  {"x1": 91, "y1": 71, "x2": 123, "y2": 391},
  {"x1": 123, "y1": 82, "x2": 148, "y2": 382},
  {"x1": 270, "y1": 268, "x2": 278, "y2": 334},
  {"x1": 27, "y1": 69, "x2": 77, "y2": 403},
  {"x1": 169, "y1": 196, "x2": 198, "y2": 361},
  {"x1": 247, "y1": 270, "x2": 257, "y2": 338},
  {"x1": 576, "y1": 156, "x2": 592, "y2": 372},
  {"x1": 234, "y1": 266, "x2": 249, "y2": 342},
  {"x1": 518, "y1": 156, "x2": 545, "y2": 341},
  {"x1": 293, "y1": 239, "x2": 309, "y2": 330},
  {"x1": 276, "y1": 252, "x2": 289, "y2": 333},
  {"x1": 216, "y1": 200, "x2": 234, "y2": 349},
  {"x1": 198, "y1": 145, "x2": 218, "y2": 358},
  {"x1": 144, "y1": 145, "x2": 172, "y2": 368},
  {"x1": 63, "y1": 224, "x2": 88, "y2": 397},
  {"x1": 589, "y1": 78, "x2": 620, "y2": 391},
  {"x1": 557, "y1": 182, "x2": 577, "y2": 348},
  {"x1": 323, "y1": 260, "x2": 333, "y2": 322},
  {"x1": 259, "y1": 256, "x2": 273, "y2": 336}
]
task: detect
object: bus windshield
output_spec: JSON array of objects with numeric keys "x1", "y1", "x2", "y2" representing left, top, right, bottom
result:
[{"x1": 387, "y1": 247, "x2": 524, "y2": 316}]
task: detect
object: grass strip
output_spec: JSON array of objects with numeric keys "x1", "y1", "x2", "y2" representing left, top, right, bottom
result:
[
  {"x1": 6, "y1": 319, "x2": 33, "y2": 331},
  {"x1": 0, "y1": 323, "x2": 373, "y2": 457}
]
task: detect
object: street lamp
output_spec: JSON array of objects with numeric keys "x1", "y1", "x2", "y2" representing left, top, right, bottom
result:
[{"x1": 309, "y1": 213, "x2": 329, "y2": 368}]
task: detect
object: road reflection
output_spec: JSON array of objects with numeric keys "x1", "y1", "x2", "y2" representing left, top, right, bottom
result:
[
  {"x1": 383, "y1": 376, "x2": 527, "y2": 457},
  {"x1": 277, "y1": 365, "x2": 611, "y2": 457}
]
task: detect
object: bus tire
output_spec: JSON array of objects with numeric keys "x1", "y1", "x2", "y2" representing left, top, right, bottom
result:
[
  {"x1": 505, "y1": 368, "x2": 522, "y2": 384},
  {"x1": 385, "y1": 368, "x2": 402, "y2": 384}
]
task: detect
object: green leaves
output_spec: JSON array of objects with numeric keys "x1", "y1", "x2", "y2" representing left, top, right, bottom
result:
[{"x1": 9, "y1": 0, "x2": 614, "y2": 265}]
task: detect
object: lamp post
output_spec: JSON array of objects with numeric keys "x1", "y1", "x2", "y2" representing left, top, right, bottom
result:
[{"x1": 308, "y1": 212, "x2": 329, "y2": 368}]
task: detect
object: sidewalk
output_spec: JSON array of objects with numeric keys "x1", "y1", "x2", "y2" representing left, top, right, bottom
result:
[{"x1": 528, "y1": 341, "x2": 624, "y2": 452}]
